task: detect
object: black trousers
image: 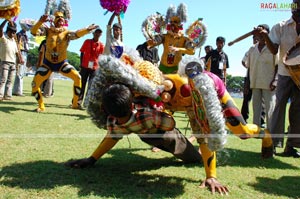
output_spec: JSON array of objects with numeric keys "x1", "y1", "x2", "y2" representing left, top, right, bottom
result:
[
  {"x1": 241, "y1": 76, "x2": 266, "y2": 125},
  {"x1": 78, "y1": 67, "x2": 96, "y2": 104},
  {"x1": 139, "y1": 128, "x2": 202, "y2": 163},
  {"x1": 241, "y1": 76, "x2": 252, "y2": 122}
]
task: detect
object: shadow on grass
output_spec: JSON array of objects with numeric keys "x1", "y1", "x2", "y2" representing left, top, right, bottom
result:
[
  {"x1": 39, "y1": 110, "x2": 90, "y2": 121},
  {"x1": 0, "y1": 101, "x2": 89, "y2": 120},
  {"x1": 1, "y1": 146, "x2": 298, "y2": 198},
  {"x1": 216, "y1": 148, "x2": 299, "y2": 170},
  {"x1": 249, "y1": 176, "x2": 300, "y2": 198},
  {"x1": 0, "y1": 101, "x2": 37, "y2": 113},
  {"x1": 0, "y1": 148, "x2": 199, "y2": 198},
  {"x1": 1, "y1": 101, "x2": 80, "y2": 110}
]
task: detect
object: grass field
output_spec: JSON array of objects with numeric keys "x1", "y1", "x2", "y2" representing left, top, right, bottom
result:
[{"x1": 0, "y1": 77, "x2": 299, "y2": 199}]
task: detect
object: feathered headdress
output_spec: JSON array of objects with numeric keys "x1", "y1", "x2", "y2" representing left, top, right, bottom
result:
[
  {"x1": 45, "y1": 0, "x2": 57, "y2": 16},
  {"x1": 57, "y1": 0, "x2": 72, "y2": 20},
  {"x1": 141, "y1": 3, "x2": 187, "y2": 40},
  {"x1": 165, "y1": 3, "x2": 188, "y2": 25},
  {"x1": 45, "y1": 0, "x2": 72, "y2": 24}
]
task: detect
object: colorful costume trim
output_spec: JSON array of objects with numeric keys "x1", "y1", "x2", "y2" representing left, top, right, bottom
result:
[
  {"x1": 177, "y1": 56, "x2": 273, "y2": 178},
  {"x1": 145, "y1": 3, "x2": 195, "y2": 74},
  {"x1": 0, "y1": 0, "x2": 20, "y2": 19},
  {"x1": 149, "y1": 31, "x2": 195, "y2": 72},
  {"x1": 186, "y1": 18, "x2": 208, "y2": 49},
  {"x1": 141, "y1": 12, "x2": 166, "y2": 40}
]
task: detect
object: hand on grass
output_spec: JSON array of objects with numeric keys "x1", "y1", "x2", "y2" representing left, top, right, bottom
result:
[
  {"x1": 64, "y1": 156, "x2": 96, "y2": 168},
  {"x1": 199, "y1": 177, "x2": 229, "y2": 195}
]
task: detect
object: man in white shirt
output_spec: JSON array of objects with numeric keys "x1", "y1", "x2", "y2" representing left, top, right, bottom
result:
[
  {"x1": 257, "y1": 0, "x2": 300, "y2": 158},
  {"x1": 0, "y1": 20, "x2": 23, "y2": 101},
  {"x1": 246, "y1": 24, "x2": 277, "y2": 133}
]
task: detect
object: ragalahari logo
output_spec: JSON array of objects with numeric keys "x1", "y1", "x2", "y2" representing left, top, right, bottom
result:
[{"x1": 260, "y1": 2, "x2": 298, "y2": 11}]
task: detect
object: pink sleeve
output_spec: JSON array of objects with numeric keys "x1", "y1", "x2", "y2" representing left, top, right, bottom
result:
[{"x1": 205, "y1": 71, "x2": 226, "y2": 98}]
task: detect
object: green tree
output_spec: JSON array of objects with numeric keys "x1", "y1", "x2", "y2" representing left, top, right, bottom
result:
[
  {"x1": 67, "y1": 51, "x2": 80, "y2": 70},
  {"x1": 27, "y1": 47, "x2": 39, "y2": 67},
  {"x1": 226, "y1": 74, "x2": 244, "y2": 92}
]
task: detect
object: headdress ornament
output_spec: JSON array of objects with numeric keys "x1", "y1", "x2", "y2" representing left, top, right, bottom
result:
[
  {"x1": 178, "y1": 56, "x2": 227, "y2": 151},
  {"x1": 0, "y1": 0, "x2": 21, "y2": 19},
  {"x1": 165, "y1": 3, "x2": 187, "y2": 25},
  {"x1": 45, "y1": 0, "x2": 72, "y2": 26}
]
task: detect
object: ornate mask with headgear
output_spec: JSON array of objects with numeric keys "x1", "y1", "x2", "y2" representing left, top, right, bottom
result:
[
  {"x1": 45, "y1": 0, "x2": 72, "y2": 27},
  {"x1": 54, "y1": 11, "x2": 65, "y2": 27},
  {"x1": 165, "y1": 3, "x2": 187, "y2": 32}
]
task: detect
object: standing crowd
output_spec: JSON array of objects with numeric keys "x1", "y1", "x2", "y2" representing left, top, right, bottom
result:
[{"x1": 1, "y1": 0, "x2": 300, "y2": 196}]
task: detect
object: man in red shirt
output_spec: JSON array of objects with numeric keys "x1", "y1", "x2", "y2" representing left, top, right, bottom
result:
[{"x1": 78, "y1": 28, "x2": 104, "y2": 107}]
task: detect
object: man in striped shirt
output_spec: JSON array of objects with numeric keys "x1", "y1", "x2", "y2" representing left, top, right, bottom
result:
[{"x1": 65, "y1": 84, "x2": 201, "y2": 167}]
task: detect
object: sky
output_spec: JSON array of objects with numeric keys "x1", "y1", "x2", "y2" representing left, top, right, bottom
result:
[{"x1": 16, "y1": 0, "x2": 292, "y2": 76}]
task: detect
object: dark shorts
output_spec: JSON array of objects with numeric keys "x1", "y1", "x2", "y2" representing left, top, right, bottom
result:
[{"x1": 43, "y1": 59, "x2": 68, "y2": 72}]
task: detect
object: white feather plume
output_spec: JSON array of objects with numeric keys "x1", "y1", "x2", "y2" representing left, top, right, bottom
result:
[
  {"x1": 178, "y1": 56, "x2": 227, "y2": 151},
  {"x1": 176, "y1": 3, "x2": 188, "y2": 23}
]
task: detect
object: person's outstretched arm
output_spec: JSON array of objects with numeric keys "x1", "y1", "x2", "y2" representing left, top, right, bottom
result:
[
  {"x1": 91, "y1": 136, "x2": 119, "y2": 159},
  {"x1": 31, "y1": 15, "x2": 47, "y2": 36},
  {"x1": 68, "y1": 24, "x2": 98, "y2": 40},
  {"x1": 64, "y1": 136, "x2": 119, "y2": 168},
  {"x1": 108, "y1": 12, "x2": 116, "y2": 26},
  {"x1": 253, "y1": 27, "x2": 279, "y2": 55},
  {"x1": 0, "y1": 20, "x2": 8, "y2": 37},
  {"x1": 199, "y1": 143, "x2": 229, "y2": 195}
]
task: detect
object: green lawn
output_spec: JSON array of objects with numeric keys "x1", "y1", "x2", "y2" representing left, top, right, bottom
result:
[{"x1": 0, "y1": 77, "x2": 299, "y2": 199}]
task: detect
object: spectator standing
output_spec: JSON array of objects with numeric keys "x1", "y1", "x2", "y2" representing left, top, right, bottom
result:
[
  {"x1": 241, "y1": 37, "x2": 256, "y2": 122},
  {"x1": 78, "y1": 28, "x2": 104, "y2": 107},
  {"x1": 0, "y1": 20, "x2": 23, "y2": 101},
  {"x1": 12, "y1": 28, "x2": 28, "y2": 96},
  {"x1": 201, "y1": 45, "x2": 212, "y2": 66},
  {"x1": 136, "y1": 41, "x2": 160, "y2": 66},
  {"x1": 241, "y1": 35, "x2": 266, "y2": 126},
  {"x1": 246, "y1": 24, "x2": 277, "y2": 131},
  {"x1": 257, "y1": 0, "x2": 300, "y2": 158},
  {"x1": 205, "y1": 36, "x2": 229, "y2": 84}
]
